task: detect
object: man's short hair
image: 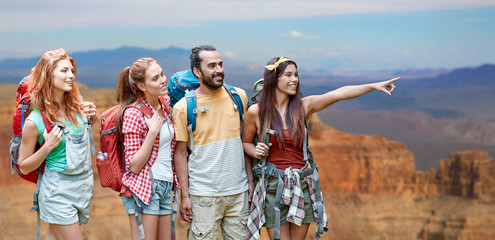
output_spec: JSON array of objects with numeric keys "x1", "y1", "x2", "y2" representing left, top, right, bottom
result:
[{"x1": 190, "y1": 45, "x2": 217, "y2": 72}]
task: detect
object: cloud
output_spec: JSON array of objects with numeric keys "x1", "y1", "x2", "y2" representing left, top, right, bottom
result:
[
  {"x1": 223, "y1": 51, "x2": 237, "y2": 58},
  {"x1": 0, "y1": 47, "x2": 46, "y2": 60},
  {"x1": 285, "y1": 31, "x2": 319, "y2": 39},
  {"x1": 1, "y1": 0, "x2": 495, "y2": 31}
]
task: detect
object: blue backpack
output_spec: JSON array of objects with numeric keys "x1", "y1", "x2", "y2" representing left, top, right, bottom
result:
[
  {"x1": 167, "y1": 70, "x2": 244, "y2": 148},
  {"x1": 167, "y1": 70, "x2": 201, "y2": 107}
]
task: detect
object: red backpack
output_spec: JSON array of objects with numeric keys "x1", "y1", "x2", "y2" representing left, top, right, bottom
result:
[
  {"x1": 10, "y1": 76, "x2": 52, "y2": 183},
  {"x1": 97, "y1": 101, "x2": 153, "y2": 195}
]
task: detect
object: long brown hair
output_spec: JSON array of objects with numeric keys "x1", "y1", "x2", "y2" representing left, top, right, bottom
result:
[
  {"x1": 259, "y1": 57, "x2": 305, "y2": 150},
  {"x1": 116, "y1": 57, "x2": 157, "y2": 137},
  {"x1": 29, "y1": 48, "x2": 83, "y2": 124}
]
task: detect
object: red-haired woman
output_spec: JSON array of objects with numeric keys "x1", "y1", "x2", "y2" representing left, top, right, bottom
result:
[
  {"x1": 19, "y1": 48, "x2": 98, "y2": 239},
  {"x1": 243, "y1": 56, "x2": 400, "y2": 240}
]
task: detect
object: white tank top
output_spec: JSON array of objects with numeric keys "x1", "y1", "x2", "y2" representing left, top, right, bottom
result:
[{"x1": 151, "y1": 118, "x2": 174, "y2": 182}]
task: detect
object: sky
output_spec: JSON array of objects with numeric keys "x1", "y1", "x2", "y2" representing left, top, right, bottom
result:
[{"x1": 1, "y1": 0, "x2": 494, "y2": 72}]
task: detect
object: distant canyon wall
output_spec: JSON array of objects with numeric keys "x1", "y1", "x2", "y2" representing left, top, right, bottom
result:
[{"x1": 308, "y1": 115, "x2": 495, "y2": 203}]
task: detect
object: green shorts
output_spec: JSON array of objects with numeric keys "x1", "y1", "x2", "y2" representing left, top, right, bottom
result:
[{"x1": 263, "y1": 176, "x2": 315, "y2": 228}]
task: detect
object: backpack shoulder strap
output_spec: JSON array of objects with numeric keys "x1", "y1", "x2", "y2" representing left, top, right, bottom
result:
[
  {"x1": 127, "y1": 101, "x2": 153, "y2": 119},
  {"x1": 158, "y1": 95, "x2": 172, "y2": 116},
  {"x1": 223, "y1": 84, "x2": 244, "y2": 121},
  {"x1": 303, "y1": 122, "x2": 309, "y2": 162},
  {"x1": 224, "y1": 84, "x2": 245, "y2": 136},
  {"x1": 39, "y1": 111, "x2": 53, "y2": 142},
  {"x1": 185, "y1": 90, "x2": 198, "y2": 132},
  {"x1": 184, "y1": 90, "x2": 205, "y2": 151}
]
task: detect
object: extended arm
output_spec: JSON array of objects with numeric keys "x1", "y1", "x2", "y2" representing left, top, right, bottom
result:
[
  {"x1": 302, "y1": 77, "x2": 401, "y2": 117},
  {"x1": 173, "y1": 141, "x2": 193, "y2": 222},
  {"x1": 18, "y1": 121, "x2": 62, "y2": 174}
]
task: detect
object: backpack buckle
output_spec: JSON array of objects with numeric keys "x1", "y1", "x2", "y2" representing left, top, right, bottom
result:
[
  {"x1": 267, "y1": 129, "x2": 278, "y2": 136},
  {"x1": 192, "y1": 107, "x2": 209, "y2": 114},
  {"x1": 268, "y1": 167, "x2": 277, "y2": 177},
  {"x1": 51, "y1": 121, "x2": 66, "y2": 130}
]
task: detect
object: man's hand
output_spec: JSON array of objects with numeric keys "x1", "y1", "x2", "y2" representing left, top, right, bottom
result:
[
  {"x1": 180, "y1": 196, "x2": 193, "y2": 222},
  {"x1": 248, "y1": 180, "x2": 255, "y2": 202}
]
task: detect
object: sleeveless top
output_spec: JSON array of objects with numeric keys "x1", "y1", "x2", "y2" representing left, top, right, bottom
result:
[
  {"x1": 266, "y1": 129, "x2": 305, "y2": 170},
  {"x1": 27, "y1": 108, "x2": 84, "y2": 171}
]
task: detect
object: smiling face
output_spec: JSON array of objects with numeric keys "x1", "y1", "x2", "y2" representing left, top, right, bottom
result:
[
  {"x1": 51, "y1": 59, "x2": 75, "y2": 95},
  {"x1": 139, "y1": 61, "x2": 168, "y2": 99},
  {"x1": 276, "y1": 63, "x2": 299, "y2": 96},
  {"x1": 195, "y1": 50, "x2": 224, "y2": 90}
]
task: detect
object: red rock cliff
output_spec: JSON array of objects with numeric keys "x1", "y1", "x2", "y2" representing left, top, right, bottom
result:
[{"x1": 308, "y1": 115, "x2": 495, "y2": 202}]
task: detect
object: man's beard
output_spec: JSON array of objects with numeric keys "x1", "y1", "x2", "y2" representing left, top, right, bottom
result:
[{"x1": 200, "y1": 70, "x2": 224, "y2": 91}]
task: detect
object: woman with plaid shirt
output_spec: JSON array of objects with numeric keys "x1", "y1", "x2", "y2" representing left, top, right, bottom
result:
[{"x1": 116, "y1": 57, "x2": 177, "y2": 240}]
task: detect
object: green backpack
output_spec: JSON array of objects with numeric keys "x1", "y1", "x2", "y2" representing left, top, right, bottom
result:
[{"x1": 248, "y1": 79, "x2": 264, "y2": 108}]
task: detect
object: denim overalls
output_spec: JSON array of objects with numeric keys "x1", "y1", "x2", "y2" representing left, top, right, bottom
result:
[{"x1": 38, "y1": 120, "x2": 94, "y2": 225}]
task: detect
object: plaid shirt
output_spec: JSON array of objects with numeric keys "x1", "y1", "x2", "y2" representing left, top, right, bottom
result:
[
  {"x1": 247, "y1": 179, "x2": 268, "y2": 240},
  {"x1": 305, "y1": 173, "x2": 329, "y2": 239},
  {"x1": 247, "y1": 164, "x2": 329, "y2": 240},
  {"x1": 121, "y1": 96, "x2": 178, "y2": 204},
  {"x1": 281, "y1": 167, "x2": 305, "y2": 225}
]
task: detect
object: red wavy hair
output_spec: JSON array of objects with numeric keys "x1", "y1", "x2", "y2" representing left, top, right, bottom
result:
[{"x1": 29, "y1": 48, "x2": 83, "y2": 125}]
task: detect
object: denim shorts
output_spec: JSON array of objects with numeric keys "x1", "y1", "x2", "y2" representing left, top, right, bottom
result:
[{"x1": 121, "y1": 179, "x2": 173, "y2": 215}]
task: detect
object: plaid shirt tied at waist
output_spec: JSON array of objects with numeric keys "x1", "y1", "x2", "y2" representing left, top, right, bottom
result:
[{"x1": 247, "y1": 163, "x2": 329, "y2": 240}]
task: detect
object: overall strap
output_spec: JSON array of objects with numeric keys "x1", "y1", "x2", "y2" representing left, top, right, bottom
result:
[{"x1": 87, "y1": 118, "x2": 96, "y2": 157}]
